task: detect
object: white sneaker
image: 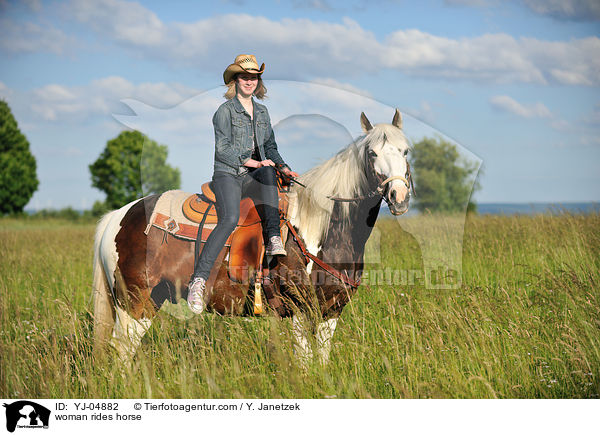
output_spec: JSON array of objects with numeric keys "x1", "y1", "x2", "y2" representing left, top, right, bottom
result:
[
  {"x1": 265, "y1": 235, "x2": 286, "y2": 256},
  {"x1": 187, "y1": 277, "x2": 207, "y2": 314}
]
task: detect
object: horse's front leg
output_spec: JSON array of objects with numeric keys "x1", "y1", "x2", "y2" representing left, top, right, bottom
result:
[
  {"x1": 292, "y1": 315, "x2": 338, "y2": 366},
  {"x1": 316, "y1": 318, "x2": 338, "y2": 365},
  {"x1": 292, "y1": 315, "x2": 313, "y2": 367}
]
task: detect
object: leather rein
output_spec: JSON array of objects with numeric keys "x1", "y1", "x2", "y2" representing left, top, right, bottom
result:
[{"x1": 285, "y1": 220, "x2": 361, "y2": 289}]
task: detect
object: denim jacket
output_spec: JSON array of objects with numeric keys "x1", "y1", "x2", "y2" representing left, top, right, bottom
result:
[{"x1": 213, "y1": 96, "x2": 289, "y2": 176}]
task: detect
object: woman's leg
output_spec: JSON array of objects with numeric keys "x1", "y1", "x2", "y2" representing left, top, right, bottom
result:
[
  {"x1": 243, "y1": 166, "x2": 280, "y2": 238},
  {"x1": 192, "y1": 172, "x2": 242, "y2": 280}
]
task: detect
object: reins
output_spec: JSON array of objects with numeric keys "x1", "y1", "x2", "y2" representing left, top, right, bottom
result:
[{"x1": 285, "y1": 221, "x2": 361, "y2": 289}]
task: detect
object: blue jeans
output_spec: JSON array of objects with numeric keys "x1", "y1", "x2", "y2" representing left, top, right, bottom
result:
[{"x1": 192, "y1": 166, "x2": 280, "y2": 280}]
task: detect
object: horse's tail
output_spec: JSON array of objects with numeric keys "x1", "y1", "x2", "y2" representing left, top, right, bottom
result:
[{"x1": 92, "y1": 211, "x2": 116, "y2": 354}]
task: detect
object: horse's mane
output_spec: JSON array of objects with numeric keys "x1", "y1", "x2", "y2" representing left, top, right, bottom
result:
[{"x1": 290, "y1": 123, "x2": 407, "y2": 252}]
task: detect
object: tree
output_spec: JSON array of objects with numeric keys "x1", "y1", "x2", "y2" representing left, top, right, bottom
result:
[
  {"x1": 411, "y1": 136, "x2": 480, "y2": 213},
  {"x1": 89, "y1": 130, "x2": 180, "y2": 210},
  {"x1": 0, "y1": 100, "x2": 39, "y2": 215}
]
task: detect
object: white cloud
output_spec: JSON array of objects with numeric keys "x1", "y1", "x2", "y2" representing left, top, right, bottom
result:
[
  {"x1": 66, "y1": 0, "x2": 167, "y2": 47},
  {"x1": 59, "y1": 0, "x2": 600, "y2": 86},
  {"x1": 523, "y1": 0, "x2": 600, "y2": 21},
  {"x1": 384, "y1": 31, "x2": 545, "y2": 83},
  {"x1": 0, "y1": 19, "x2": 73, "y2": 55},
  {"x1": 33, "y1": 84, "x2": 78, "y2": 101},
  {"x1": 490, "y1": 95, "x2": 552, "y2": 118},
  {"x1": 386, "y1": 31, "x2": 600, "y2": 86},
  {"x1": 24, "y1": 77, "x2": 200, "y2": 122}
]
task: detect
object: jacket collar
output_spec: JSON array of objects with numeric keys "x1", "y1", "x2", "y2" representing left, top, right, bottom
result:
[
  {"x1": 232, "y1": 95, "x2": 246, "y2": 113},
  {"x1": 232, "y1": 95, "x2": 266, "y2": 115}
]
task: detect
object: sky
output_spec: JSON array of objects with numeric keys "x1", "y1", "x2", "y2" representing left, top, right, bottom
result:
[{"x1": 1, "y1": 0, "x2": 599, "y2": 210}]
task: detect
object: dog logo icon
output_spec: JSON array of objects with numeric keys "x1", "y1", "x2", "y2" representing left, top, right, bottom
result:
[{"x1": 3, "y1": 401, "x2": 51, "y2": 432}]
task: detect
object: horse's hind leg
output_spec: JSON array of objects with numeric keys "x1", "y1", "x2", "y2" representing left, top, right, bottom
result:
[
  {"x1": 92, "y1": 258, "x2": 115, "y2": 355},
  {"x1": 110, "y1": 304, "x2": 153, "y2": 362},
  {"x1": 107, "y1": 266, "x2": 155, "y2": 362},
  {"x1": 92, "y1": 212, "x2": 116, "y2": 355}
]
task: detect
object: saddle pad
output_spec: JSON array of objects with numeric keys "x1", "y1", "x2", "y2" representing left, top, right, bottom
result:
[
  {"x1": 145, "y1": 189, "x2": 263, "y2": 241},
  {"x1": 145, "y1": 190, "x2": 219, "y2": 242}
]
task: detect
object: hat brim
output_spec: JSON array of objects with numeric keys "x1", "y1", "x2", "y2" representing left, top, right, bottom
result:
[{"x1": 223, "y1": 63, "x2": 265, "y2": 84}]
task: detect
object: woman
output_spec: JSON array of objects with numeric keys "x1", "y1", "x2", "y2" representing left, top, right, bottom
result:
[{"x1": 188, "y1": 54, "x2": 299, "y2": 314}]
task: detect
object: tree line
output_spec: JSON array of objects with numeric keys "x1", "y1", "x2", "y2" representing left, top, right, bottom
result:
[{"x1": 0, "y1": 99, "x2": 479, "y2": 218}]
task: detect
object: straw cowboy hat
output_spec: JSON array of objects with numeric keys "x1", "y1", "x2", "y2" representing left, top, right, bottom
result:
[{"x1": 223, "y1": 54, "x2": 265, "y2": 84}]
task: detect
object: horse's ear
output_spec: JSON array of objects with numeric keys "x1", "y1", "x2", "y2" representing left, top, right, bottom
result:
[
  {"x1": 392, "y1": 109, "x2": 403, "y2": 130},
  {"x1": 360, "y1": 112, "x2": 373, "y2": 133}
]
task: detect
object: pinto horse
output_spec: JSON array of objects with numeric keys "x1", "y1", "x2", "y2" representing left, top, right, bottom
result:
[{"x1": 92, "y1": 110, "x2": 412, "y2": 363}]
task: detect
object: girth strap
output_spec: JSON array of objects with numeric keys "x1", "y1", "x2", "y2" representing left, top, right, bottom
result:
[{"x1": 286, "y1": 221, "x2": 361, "y2": 289}]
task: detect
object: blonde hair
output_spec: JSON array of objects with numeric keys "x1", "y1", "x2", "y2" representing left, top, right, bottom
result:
[{"x1": 224, "y1": 75, "x2": 267, "y2": 100}]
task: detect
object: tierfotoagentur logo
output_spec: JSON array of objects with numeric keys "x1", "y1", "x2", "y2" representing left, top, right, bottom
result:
[{"x1": 3, "y1": 401, "x2": 50, "y2": 432}]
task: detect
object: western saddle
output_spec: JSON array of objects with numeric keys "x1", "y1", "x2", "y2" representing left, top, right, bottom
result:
[{"x1": 181, "y1": 173, "x2": 291, "y2": 313}]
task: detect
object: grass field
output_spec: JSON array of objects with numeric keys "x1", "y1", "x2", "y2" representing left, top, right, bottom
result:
[{"x1": 1, "y1": 213, "x2": 598, "y2": 398}]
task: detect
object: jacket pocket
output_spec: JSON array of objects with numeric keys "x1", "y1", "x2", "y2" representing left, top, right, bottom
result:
[
  {"x1": 231, "y1": 117, "x2": 245, "y2": 144},
  {"x1": 255, "y1": 120, "x2": 268, "y2": 145}
]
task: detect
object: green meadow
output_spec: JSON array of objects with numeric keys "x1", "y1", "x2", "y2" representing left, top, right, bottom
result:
[{"x1": 1, "y1": 213, "x2": 598, "y2": 398}]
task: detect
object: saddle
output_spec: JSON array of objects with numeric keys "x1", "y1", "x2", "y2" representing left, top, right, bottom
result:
[
  {"x1": 181, "y1": 181, "x2": 289, "y2": 283},
  {"x1": 147, "y1": 172, "x2": 292, "y2": 287}
]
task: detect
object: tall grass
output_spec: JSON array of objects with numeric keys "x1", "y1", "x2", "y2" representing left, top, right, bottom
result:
[{"x1": 1, "y1": 214, "x2": 598, "y2": 398}]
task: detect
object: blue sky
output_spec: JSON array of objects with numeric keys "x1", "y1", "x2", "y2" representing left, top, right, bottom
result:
[{"x1": 1, "y1": 0, "x2": 599, "y2": 210}]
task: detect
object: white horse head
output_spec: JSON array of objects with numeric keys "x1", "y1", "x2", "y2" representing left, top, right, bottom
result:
[{"x1": 360, "y1": 109, "x2": 412, "y2": 215}]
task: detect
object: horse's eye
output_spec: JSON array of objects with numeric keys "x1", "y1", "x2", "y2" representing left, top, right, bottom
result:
[
  {"x1": 368, "y1": 150, "x2": 377, "y2": 158},
  {"x1": 403, "y1": 149, "x2": 408, "y2": 157}
]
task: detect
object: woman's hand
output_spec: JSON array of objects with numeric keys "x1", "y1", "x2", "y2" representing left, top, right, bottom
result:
[
  {"x1": 244, "y1": 159, "x2": 274, "y2": 168},
  {"x1": 259, "y1": 159, "x2": 275, "y2": 167},
  {"x1": 282, "y1": 167, "x2": 299, "y2": 178}
]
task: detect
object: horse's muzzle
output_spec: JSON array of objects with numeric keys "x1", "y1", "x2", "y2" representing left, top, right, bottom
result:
[{"x1": 388, "y1": 195, "x2": 410, "y2": 215}]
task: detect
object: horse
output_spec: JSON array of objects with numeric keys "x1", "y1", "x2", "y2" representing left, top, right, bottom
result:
[{"x1": 92, "y1": 109, "x2": 412, "y2": 364}]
